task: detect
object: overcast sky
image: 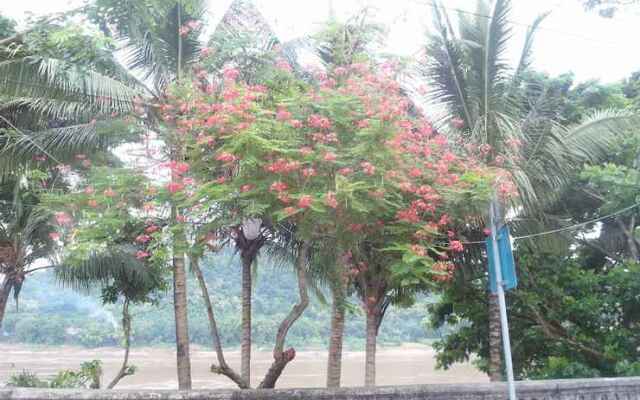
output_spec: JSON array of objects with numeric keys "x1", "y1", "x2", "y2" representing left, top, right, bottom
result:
[{"x1": 4, "y1": 0, "x2": 640, "y2": 83}]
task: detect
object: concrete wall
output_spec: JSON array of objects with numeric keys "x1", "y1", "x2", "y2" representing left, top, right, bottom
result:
[{"x1": 2, "y1": 377, "x2": 640, "y2": 400}]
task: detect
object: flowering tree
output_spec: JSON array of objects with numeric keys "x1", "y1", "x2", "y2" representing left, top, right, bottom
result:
[
  {"x1": 160, "y1": 58, "x2": 500, "y2": 387},
  {"x1": 42, "y1": 165, "x2": 167, "y2": 389}
]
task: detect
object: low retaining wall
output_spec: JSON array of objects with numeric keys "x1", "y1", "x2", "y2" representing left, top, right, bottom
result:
[{"x1": 2, "y1": 377, "x2": 640, "y2": 400}]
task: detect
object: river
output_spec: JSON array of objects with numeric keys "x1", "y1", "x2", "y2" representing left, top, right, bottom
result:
[{"x1": 0, "y1": 343, "x2": 487, "y2": 389}]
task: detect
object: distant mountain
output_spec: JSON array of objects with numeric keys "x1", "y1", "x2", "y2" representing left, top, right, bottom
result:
[{"x1": 1, "y1": 251, "x2": 443, "y2": 349}]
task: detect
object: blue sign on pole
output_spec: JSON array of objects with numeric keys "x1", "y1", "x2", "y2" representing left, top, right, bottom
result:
[{"x1": 486, "y1": 225, "x2": 517, "y2": 293}]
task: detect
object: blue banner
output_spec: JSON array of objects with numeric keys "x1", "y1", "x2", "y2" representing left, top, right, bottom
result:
[{"x1": 486, "y1": 225, "x2": 517, "y2": 293}]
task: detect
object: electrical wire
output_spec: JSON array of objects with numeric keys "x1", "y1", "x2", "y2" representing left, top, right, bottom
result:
[
  {"x1": 407, "y1": 0, "x2": 627, "y2": 49},
  {"x1": 461, "y1": 202, "x2": 640, "y2": 246}
]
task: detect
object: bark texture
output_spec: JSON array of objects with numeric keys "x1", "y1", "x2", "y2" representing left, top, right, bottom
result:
[
  {"x1": 326, "y1": 287, "x2": 346, "y2": 388},
  {"x1": 258, "y1": 243, "x2": 310, "y2": 389},
  {"x1": 0, "y1": 275, "x2": 12, "y2": 331},
  {"x1": 488, "y1": 293, "x2": 503, "y2": 382},
  {"x1": 172, "y1": 226, "x2": 192, "y2": 390},
  {"x1": 107, "y1": 299, "x2": 134, "y2": 389},
  {"x1": 240, "y1": 252, "x2": 252, "y2": 386},
  {"x1": 192, "y1": 256, "x2": 248, "y2": 388},
  {"x1": 364, "y1": 311, "x2": 378, "y2": 387}
]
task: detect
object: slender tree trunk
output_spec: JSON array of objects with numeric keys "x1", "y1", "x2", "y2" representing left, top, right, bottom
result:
[
  {"x1": 488, "y1": 293, "x2": 503, "y2": 381},
  {"x1": 0, "y1": 275, "x2": 12, "y2": 331},
  {"x1": 191, "y1": 256, "x2": 247, "y2": 388},
  {"x1": 364, "y1": 310, "x2": 378, "y2": 387},
  {"x1": 240, "y1": 253, "x2": 252, "y2": 386},
  {"x1": 172, "y1": 207, "x2": 192, "y2": 389},
  {"x1": 107, "y1": 299, "x2": 133, "y2": 389},
  {"x1": 326, "y1": 286, "x2": 345, "y2": 388},
  {"x1": 258, "y1": 243, "x2": 310, "y2": 389}
]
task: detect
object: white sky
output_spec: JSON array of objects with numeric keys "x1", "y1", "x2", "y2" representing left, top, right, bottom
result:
[{"x1": 4, "y1": 0, "x2": 640, "y2": 83}]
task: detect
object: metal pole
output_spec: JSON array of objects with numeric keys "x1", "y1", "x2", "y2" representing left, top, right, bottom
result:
[{"x1": 489, "y1": 198, "x2": 517, "y2": 400}]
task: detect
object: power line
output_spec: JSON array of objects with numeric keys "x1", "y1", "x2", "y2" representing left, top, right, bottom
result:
[
  {"x1": 408, "y1": 0, "x2": 626, "y2": 49},
  {"x1": 461, "y1": 202, "x2": 640, "y2": 245}
]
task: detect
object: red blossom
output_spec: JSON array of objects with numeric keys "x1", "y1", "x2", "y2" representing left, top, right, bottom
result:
[
  {"x1": 270, "y1": 181, "x2": 289, "y2": 192},
  {"x1": 54, "y1": 212, "x2": 72, "y2": 226},
  {"x1": 215, "y1": 152, "x2": 237, "y2": 163},
  {"x1": 323, "y1": 152, "x2": 337, "y2": 162},
  {"x1": 223, "y1": 67, "x2": 240, "y2": 81},
  {"x1": 240, "y1": 184, "x2": 254, "y2": 193},
  {"x1": 135, "y1": 234, "x2": 152, "y2": 244},
  {"x1": 103, "y1": 188, "x2": 116, "y2": 197},
  {"x1": 410, "y1": 244, "x2": 427, "y2": 257},
  {"x1": 299, "y1": 146, "x2": 314, "y2": 156},
  {"x1": 324, "y1": 191, "x2": 338, "y2": 209},
  {"x1": 302, "y1": 167, "x2": 317, "y2": 178},
  {"x1": 48, "y1": 232, "x2": 60, "y2": 241},
  {"x1": 360, "y1": 161, "x2": 375, "y2": 176},
  {"x1": 450, "y1": 240, "x2": 464, "y2": 252},
  {"x1": 297, "y1": 195, "x2": 313, "y2": 209},
  {"x1": 167, "y1": 182, "x2": 184, "y2": 193},
  {"x1": 136, "y1": 250, "x2": 151, "y2": 260}
]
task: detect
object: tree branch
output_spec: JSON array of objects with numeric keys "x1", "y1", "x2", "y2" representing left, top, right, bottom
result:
[
  {"x1": 191, "y1": 255, "x2": 248, "y2": 389},
  {"x1": 107, "y1": 299, "x2": 135, "y2": 389},
  {"x1": 258, "y1": 242, "x2": 310, "y2": 389}
]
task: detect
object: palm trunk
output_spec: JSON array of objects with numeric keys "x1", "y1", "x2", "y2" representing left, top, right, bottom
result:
[
  {"x1": 107, "y1": 299, "x2": 132, "y2": 389},
  {"x1": 0, "y1": 275, "x2": 12, "y2": 331},
  {"x1": 326, "y1": 287, "x2": 345, "y2": 388},
  {"x1": 364, "y1": 310, "x2": 378, "y2": 387},
  {"x1": 192, "y1": 256, "x2": 247, "y2": 388},
  {"x1": 240, "y1": 253, "x2": 252, "y2": 386},
  {"x1": 488, "y1": 293, "x2": 502, "y2": 381},
  {"x1": 172, "y1": 207, "x2": 192, "y2": 390}
]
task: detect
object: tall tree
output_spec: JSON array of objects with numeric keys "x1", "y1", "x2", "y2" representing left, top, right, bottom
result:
[
  {"x1": 420, "y1": 0, "x2": 636, "y2": 380},
  {"x1": 1, "y1": 0, "x2": 209, "y2": 388},
  {"x1": 0, "y1": 172, "x2": 57, "y2": 330}
]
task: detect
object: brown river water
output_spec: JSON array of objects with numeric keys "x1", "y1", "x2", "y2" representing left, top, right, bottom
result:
[{"x1": 0, "y1": 343, "x2": 487, "y2": 389}]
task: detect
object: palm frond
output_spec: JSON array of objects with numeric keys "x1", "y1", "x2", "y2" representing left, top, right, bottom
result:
[
  {"x1": 55, "y1": 244, "x2": 157, "y2": 294},
  {"x1": 0, "y1": 57, "x2": 140, "y2": 119},
  {"x1": 512, "y1": 11, "x2": 550, "y2": 85},
  {"x1": 97, "y1": 0, "x2": 206, "y2": 93},
  {"x1": 421, "y1": 2, "x2": 474, "y2": 130},
  {"x1": 561, "y1": 109, "x2": 639, "y2": 163},
  {"x1": 0, "y1": 118, "x2": 135, "y2": 172}
]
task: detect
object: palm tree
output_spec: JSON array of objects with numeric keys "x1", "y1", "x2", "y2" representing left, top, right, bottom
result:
[
  {"x1": 0, "y1": 175, "x2": 57, "y2": 330},
  {"x1": 1, "y1": 0, "x2": 207, "y2": 388},
  {"x1": 56, "y1": 244, "x2": 165, "y2": 389},
  {"x1": 420, "y1": 0, "x2": 637, "y2": 380}
]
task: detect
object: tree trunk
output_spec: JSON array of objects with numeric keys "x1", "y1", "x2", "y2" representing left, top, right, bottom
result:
[
  {"x1": 488, "y1": 293, "x2": 503, "y2": 381},
  {"x1": 172, "y1": 218, "x2": 192, "y2": 390},
  {"x1": 0, "y1": 275, "x2": 12, "y2": 331},
  {"x1": 258, "y1": 243, "x2": 310, "y2": 389},
  {"x1": 364, "y1": 310, "x2": 378, "y2": 387},
  {"x1": 191, "y1": 256, "x2": 247, "y2": 388},
  {"x1": 240, "y1": 252, "x2": 252, "y2": 386},
  {"x1": 326, "y1": 286, "x2": 346, "y2": 388},
  {"x1": 107, "y1": 299, "x2": 133, "y2": 389}
]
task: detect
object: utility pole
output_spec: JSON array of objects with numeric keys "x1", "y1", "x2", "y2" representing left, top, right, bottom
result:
[{"x1": 489, "y1": 198, "x2": 517, "y2": 400}]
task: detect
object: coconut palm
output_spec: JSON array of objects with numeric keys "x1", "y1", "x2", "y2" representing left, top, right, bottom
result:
[
  {"x1": 0, "y1": 174, "x2": 57, "y2": 330},
  {"x1": 1, "y1": 0, "x2": 208, "y2": 388},
  {"x1": 420, "y1": 0, "x2": 637, "y2": 380}
]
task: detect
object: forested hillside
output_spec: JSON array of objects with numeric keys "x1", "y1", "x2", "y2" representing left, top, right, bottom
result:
[{"x1": 1, "y1": 251, "x2": 439, "y2": 349}]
